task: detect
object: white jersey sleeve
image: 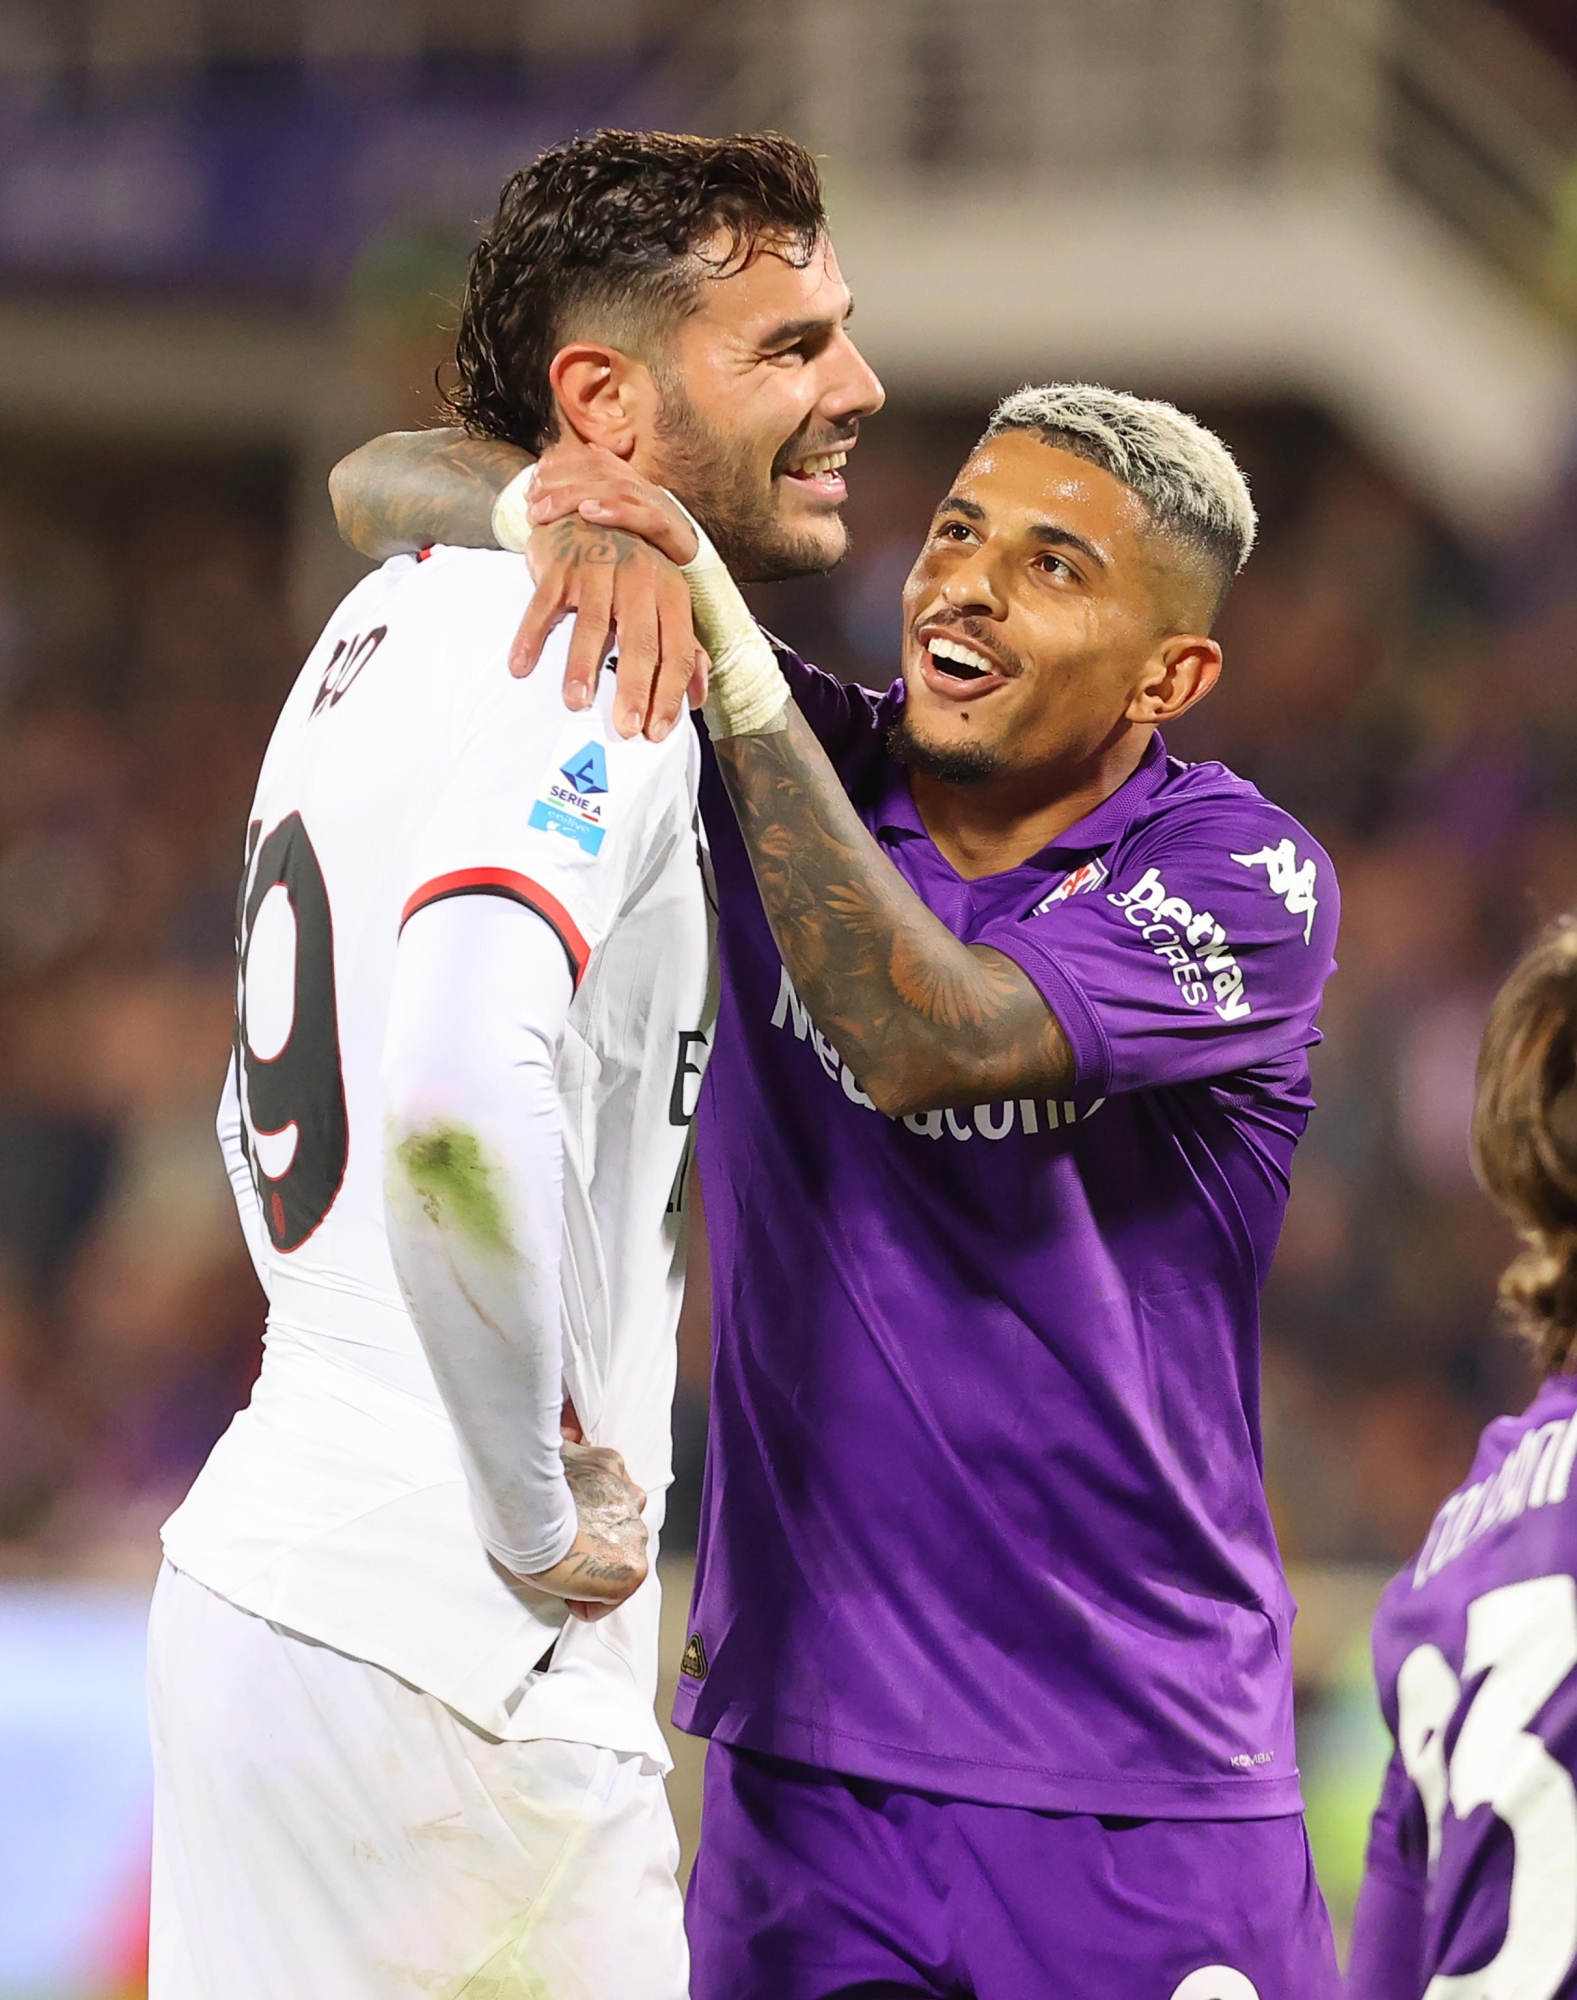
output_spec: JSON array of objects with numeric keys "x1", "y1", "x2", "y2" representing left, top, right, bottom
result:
[
  {"x1": 383, "y1": 893, "x2": 578, "y2": 1578},
  {"x1": 216, "y1": 1048, "x2": 269, "y2": 1291},
  {"x1": 383, "y1": 658, "x2": 693, "y2": 1579}
]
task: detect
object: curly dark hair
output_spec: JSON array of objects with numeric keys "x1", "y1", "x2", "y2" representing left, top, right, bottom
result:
[
  {"x1": 1474, "y1": 913, "x2": 1577, "y2": 1376},
  {"x1": 445, "y1": 128, "x2": 827, "y2": 454}
]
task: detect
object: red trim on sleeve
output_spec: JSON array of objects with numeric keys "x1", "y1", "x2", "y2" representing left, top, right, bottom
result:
[{"x1": 399, "y1": 868, "x2": 591, "y2": 988}]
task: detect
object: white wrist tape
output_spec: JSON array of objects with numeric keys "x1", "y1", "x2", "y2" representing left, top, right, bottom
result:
[
  {"x1": 490, "y1": 462, "x2": 539, "y2": 553},
  {"x1": 667, "y1": 493, "x2": 790, "y2": 739}
]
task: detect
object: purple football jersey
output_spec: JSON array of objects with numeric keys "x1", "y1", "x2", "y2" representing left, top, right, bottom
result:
[
  {"x1": 675, "y1": 655, "x2": 1338, "y2": 1819},
  {"x1": 1352, "y1": 1375, "x2": 1577, "y2": 1999}
]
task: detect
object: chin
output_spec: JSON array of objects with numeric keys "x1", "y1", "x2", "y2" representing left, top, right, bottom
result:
[
  {"x1": 742, "y1": 514, "x2": 849, "y2": 586},
  {"x1": 886, "y1": 713, "x2": 1004, "y2": 786}
]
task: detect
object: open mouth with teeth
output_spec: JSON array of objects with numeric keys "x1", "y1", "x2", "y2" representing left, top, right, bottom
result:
[
  {"x1": 923, "y1": 634, "x2": 1008, "y2": 692},
  {"x1": 781, "y1": 447, "x2": 850, "y2": 498}
]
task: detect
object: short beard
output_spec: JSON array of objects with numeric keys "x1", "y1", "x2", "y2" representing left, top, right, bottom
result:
[
  {"x1": 886, "y1": 716, "x2": 1002, "y2": 786},
  {"x1": 652, "y1": 368, "x2": 847, "y2": 585}
]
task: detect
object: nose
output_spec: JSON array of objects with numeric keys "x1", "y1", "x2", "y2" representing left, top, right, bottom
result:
[
  {"x1": 823, "y1": 328, "x2": 886, "y2": 424},
  {"x1": 940, "y1": 546, "x2": 1007, "y2": 620}
]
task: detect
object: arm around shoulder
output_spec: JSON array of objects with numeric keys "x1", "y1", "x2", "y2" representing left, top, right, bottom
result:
[{"x1": 330, "y1": 429, "x2": 532, "y2": 560}]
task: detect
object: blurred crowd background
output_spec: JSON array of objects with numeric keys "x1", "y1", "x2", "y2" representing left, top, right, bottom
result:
[{"x1": 5, "y1": 0, "x2": 1577, "y2": 1985}]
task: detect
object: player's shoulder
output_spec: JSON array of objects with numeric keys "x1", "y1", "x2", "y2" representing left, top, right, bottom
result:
[
  {"x1": 1139, "y1": 753, "x2": 1331, "y2": 869},
  {"x1": 1107, "y1": 751, "x2": 1337, "y2": 952},
  {"x1": 1399, "y1": 1378, "x2": 1577, "y2": 1605},
  {"x1": 383, "y1": 544, "x2": 539, "y2": 640}
]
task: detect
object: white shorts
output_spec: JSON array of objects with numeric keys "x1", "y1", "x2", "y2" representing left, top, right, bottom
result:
[{"x1": 147, "y1": 1562, "x2": 688, "y2": 2000}]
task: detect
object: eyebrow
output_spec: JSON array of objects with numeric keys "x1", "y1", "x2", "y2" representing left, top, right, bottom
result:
[
  {"x1": 757, "y1": 297, "x2": 855, "y2": 349},
  {"x1": 935, "y1": 495, "x2": 1108, "y2": 570}
]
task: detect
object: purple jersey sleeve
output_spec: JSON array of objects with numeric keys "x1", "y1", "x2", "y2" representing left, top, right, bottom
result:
[
  {"x1": 1348, "y1": 1751, "x2": 1427, "y2": 2000},
  {"x1": 975, "y1": 807, "x2": 1337, "y2": 1101}
]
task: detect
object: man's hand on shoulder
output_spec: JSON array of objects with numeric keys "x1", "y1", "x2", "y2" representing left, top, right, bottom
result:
[
  {"x1": 518, "y1": 1438, "x2": 649, "y2": 1623},
  {"x1": 508, "y1": 441, "x2": 707, "y2": 742}
]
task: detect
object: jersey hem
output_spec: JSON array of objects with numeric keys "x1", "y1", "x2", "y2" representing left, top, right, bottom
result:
[{"x1": 671, "y1": 1701, "x2": 1304, "y2": 1819}]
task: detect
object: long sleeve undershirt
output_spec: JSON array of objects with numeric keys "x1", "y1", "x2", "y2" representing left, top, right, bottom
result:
[
  {"x1": 216, "y1": 1051, "x2": 269, "y2": 1291},
  {"x1": 381, "y1": 891, "x2": 579, "y2": 1578}
]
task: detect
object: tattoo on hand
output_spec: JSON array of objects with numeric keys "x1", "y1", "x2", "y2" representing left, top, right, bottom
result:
[{"x1": 545, "y1": 516, "x2": 641, "y2": 571}]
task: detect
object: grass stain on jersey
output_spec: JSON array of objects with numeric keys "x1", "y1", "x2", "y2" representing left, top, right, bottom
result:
[{"x1": 395, "y1": 1126, "x2": 513, "y2": 1255}]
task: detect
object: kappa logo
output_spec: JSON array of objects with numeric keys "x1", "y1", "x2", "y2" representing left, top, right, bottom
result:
[
  {"x1": 529, "y1": 739, "x2": 611, "y2": 855},
  {"x1": 1033, "y1": 857, "x2": 1109, "y2": 914},
  {"x1": 1107, "y1": 866, "x2": 1252, "y2": 1022},
  {"x1": 680, "y1": 1632, "x2": 709, "y2": 1679},
  {"x1": 1231, "y1": 838, "x2": 1317, "y2": 944}
]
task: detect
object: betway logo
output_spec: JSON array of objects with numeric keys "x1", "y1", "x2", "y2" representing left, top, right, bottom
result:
[
  {"x1": 770, "y1": 966, "x2": 1103, "y2": 1141},
  {"x1": 1107, "y1": 866, "x2": 1251, "y2": 1022}
]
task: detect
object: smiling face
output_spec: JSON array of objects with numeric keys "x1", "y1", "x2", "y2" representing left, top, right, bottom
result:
[
  {"x1": 641, "y1": 233, "x2": 885, "y2": 582},
  {"x1": 894, "y1": 430, "x2": 1223, "y2": 795}
]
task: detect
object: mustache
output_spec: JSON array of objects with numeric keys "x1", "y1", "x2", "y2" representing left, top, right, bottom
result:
[{"x1": 771, "y1": 420, "x2": 861, "y2": 479}]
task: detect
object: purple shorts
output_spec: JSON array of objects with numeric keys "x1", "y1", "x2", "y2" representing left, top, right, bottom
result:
[{"x1": 686, "y1": 1743, "x2": 1339, "y2": 2000}]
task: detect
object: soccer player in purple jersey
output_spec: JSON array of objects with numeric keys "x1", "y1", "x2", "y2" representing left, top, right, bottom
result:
[
  {"x1": 336, "y1": 135, "x2": 1342, "y2": 1999},
  {"x1": 1349, "y1": 919, "x2": 1577, "y2": 2000}
]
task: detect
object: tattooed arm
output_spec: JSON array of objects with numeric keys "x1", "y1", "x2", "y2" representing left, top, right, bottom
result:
[
  {"x1": 329, "y1": 433, "x2": 702, "y2": 738},
  {"x1": 715, "y1": 706, "x2": 1073, "y2": 1118},
  {"x1": 329, "y1": 427, "x2": 531, "y2": 560}
]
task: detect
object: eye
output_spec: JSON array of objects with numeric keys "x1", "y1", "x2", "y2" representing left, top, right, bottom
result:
[
  {"x1": 935, "y1": 519, "x2": 974, "y2": 543},
  {"x1": 1036, "y1": 551, "x2": 1076, "y2": 579}
]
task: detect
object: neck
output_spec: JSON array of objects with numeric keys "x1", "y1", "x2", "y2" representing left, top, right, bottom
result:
[{"x1": 908, "y1": 724, "x2": 1153, "y2": 880}]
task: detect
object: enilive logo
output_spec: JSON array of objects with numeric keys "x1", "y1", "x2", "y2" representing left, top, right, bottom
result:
[
  {"x1": 770, "y1": 967, "x2": 1103, "y2": 1141},
  {"x1": 1232, "y1": 838, "x2": 1318, "y2": 944},
  {"x1": 1107, "y1": 866, "x2": 1251, "y2": 1022}
]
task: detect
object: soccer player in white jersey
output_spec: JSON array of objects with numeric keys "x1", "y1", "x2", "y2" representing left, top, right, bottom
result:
[{"x1": 145, "y1": 130, "x2": 879, "y2": 1999}]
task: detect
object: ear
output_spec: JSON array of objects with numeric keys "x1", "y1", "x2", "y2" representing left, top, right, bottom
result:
[
  {"x1": 547, "y1": 342, "x2": 661, "y2": 460},
  {"x1": 1126, "y1": 634, "x2": 1222, "y2": 726}
]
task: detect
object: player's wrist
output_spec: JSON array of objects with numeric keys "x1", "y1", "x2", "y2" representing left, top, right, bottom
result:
[
  {"x1": 663, "y1": 491, "x2": 789, "y2": 739},
  {"x1": 476, "y1": 1481, "x2": 578, "y2": 1582},
  {"x1": 490, "y1": 462, "x2": 539, "y2": 553}
]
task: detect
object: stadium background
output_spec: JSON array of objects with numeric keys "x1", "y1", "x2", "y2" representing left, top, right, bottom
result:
[{"x1": 3, "y1": 0, "x2": 1577, "y2": 1986}]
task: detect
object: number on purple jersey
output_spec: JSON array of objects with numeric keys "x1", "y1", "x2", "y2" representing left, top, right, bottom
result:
[{"x1": 1396, "y1": 1573, "x2": 1577, "y2": 1998}]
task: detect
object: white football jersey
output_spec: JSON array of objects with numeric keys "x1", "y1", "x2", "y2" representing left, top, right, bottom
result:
[{"x1": 162, "y1": 547, "x2": 713, "y2": 1757}]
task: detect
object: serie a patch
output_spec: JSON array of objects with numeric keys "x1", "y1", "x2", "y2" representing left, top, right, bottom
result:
[{"x1": 529, "y1": 736, "x2": 611, "y2": 855}]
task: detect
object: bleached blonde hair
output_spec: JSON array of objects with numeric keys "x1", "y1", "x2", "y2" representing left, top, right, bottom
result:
[{"x1": 984, "y1": 383, "x2": 1257, "y2": 609}]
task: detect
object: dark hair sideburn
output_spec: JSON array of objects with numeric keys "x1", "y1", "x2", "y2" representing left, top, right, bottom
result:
[
  {"x1": 1474, "y1": 914, "x2": 1577, "y2": 1376},
  {"x1": 446, "y1": 128, "x2": 827, "y2": 455}
]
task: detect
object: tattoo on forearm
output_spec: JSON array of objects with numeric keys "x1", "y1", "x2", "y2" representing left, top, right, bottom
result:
[
  {"x1": 715, "y1": 705, "x2": 1073, "y2": 1116},
  {"x1": 332, "y1": 429, "x2": 532, "y2": 559}
]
